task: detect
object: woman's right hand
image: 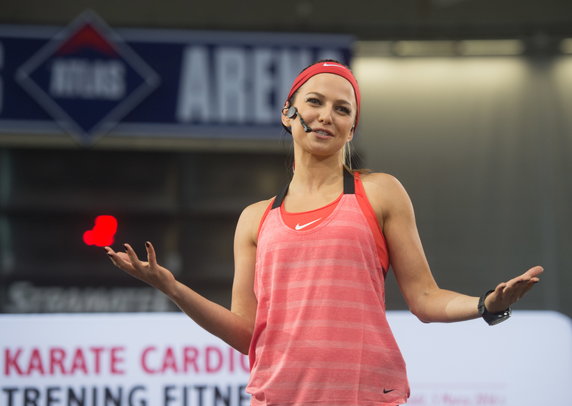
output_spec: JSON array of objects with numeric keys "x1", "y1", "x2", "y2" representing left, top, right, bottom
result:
[{"x1": 105, "y1": 242, "x2": 176, "y2": 294}]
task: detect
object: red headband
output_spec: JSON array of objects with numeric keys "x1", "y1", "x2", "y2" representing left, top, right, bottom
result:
[{"x1": 286, "y1": 61, "x2": 361, "y2": 128}]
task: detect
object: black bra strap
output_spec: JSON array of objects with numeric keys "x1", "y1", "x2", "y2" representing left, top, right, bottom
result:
[
  {"x1": 272, "y1": 183, "x2": 289, "y2": 209},
  {"x1": 272, "y1": 169, "x2": 355, "y2": 209},
  {"x1": 343, "y1": 168, "x2": 355, "y2": 195}
]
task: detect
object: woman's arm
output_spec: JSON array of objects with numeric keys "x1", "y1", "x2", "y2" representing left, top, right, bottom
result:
[
  {"x1": 364, "y1": 173, "x2": 542, "y2": 323},
  {"x1": 105, "y1": 200, "x2": 267, "y2": 354}
]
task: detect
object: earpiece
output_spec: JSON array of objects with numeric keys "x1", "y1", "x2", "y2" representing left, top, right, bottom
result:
[
  {"x1": 286, "y1": 106, "x2": 298, "y2": 119},
  {"x1": 282, "y1": 105, "x2": 312, "y2": 133}
]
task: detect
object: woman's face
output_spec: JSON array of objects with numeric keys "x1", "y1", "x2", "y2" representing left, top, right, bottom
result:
[{"x1": 283, "y1": 73, "x2": 357, "y2": 158}]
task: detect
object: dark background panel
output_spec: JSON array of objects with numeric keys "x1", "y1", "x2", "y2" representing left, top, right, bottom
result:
[
  {"x1": 0, "y1": 147, "x2": 290, "y2": 313},
  {"x1": 1, "y1": 0, "x2": 571, "y2": 40},
  {"x1": 4, "y1": 149, "x2": 178, "y2": 213}
]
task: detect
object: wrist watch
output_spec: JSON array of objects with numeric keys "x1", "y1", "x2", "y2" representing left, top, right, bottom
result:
[{"x1": 478, "y1": 289, "x2": 511, "y2": 326}]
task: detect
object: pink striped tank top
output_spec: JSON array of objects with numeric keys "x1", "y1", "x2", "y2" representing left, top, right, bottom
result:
[{"x1": 246, "y1": 170, "x2": 410, "y2": 406}]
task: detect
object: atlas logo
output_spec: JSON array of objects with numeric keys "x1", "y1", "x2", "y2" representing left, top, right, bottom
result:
[{"x1": 16, "y1": 11, "x2": 159, "y2": 144}]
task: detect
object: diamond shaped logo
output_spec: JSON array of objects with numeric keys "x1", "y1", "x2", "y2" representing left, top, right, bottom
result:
[{"x1": 16, "y1": 10, "x2": 160, "y2": 144}]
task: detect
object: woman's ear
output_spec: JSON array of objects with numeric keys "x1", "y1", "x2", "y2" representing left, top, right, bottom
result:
[
  {"x1": 281, "y1": 101, "x2": 292, "y2": 129},
  {"x1": 347, "y1": 125, "x2": 355, "y2": 142}
]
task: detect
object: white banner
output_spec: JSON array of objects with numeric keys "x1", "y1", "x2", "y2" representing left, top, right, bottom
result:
[
  {"x1": 390, "y1": 311, "x2": 572, "y2": 406},
  {"x1": 1, "y1": 311, "x2": 571, "y2": 405}
]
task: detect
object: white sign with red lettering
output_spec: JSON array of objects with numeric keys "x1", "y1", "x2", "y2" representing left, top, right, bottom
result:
[
  {"x1": 1, "y1": 311, "x2": 571, "y2": 406},
  {"x1": 1, "y1": 313, "x2": 250, "y2": 405}
]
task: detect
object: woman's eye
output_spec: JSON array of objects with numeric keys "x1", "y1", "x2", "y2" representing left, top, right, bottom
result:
[
  {"x1": 306, "y1": 97, "x2": 320, "y2": 104},
  {"x1": 337, "y1": 106, "x2": 351, "y2": 115}
]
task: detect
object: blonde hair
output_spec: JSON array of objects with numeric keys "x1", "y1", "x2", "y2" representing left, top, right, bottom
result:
[
  {"x1": 342, "y1": 141, "x2": 371, "y2": 174},
  {"x1": 342, "y1": 142, "x2": 352, "y2": 172}
]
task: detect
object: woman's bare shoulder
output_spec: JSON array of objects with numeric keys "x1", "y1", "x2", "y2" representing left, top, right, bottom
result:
[
  {"x1": 360, "y1": 171, "x2": 406, "y2": 196},
  {"x1": 360, "y1": 171, "x2": 399, "y2": 185},
  {"x1": 236, "y1": 198, "x2": 275, "y2": 241},
  {"x1": 359, "y1": 171, "x2": 411, "y2": 215},
  {"x1": 241, "y1": 198, "x2": 274, "y2": 219}
]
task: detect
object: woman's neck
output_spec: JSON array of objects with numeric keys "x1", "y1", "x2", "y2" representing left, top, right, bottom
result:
[{"x1": 290, "y1": 155, "x2": 345, "y2": 195}]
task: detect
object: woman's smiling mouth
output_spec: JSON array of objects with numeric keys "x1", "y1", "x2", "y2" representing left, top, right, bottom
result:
[{"x1": 312, "y1": 128, "x2": 334, "y2": 138}]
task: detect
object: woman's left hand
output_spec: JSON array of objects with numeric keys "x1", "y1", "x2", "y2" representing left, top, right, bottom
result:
[{"x1": 484, "y1": 266, "x2": 544, "y2": 313}]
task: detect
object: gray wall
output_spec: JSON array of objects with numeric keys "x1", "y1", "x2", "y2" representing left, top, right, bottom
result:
[{"x1": 355, "y1": 55, "x2": 572, "y2": 316}]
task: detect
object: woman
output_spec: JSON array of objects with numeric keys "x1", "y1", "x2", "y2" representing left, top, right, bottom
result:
[{"x1": 105, "y1": 60, "x2": 543, "y2": 406}]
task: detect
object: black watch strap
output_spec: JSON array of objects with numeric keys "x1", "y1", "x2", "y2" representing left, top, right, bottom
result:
[{"x1": 478, "y1": 289, "x2": 511, "y2": 326}]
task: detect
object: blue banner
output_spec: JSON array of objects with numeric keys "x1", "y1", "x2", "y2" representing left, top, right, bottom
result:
[{"x1": 0, "y1": 11, "x2": 353, "y2": 145}]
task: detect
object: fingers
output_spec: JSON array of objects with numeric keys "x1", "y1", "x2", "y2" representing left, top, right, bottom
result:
[
  {"x1": 104, "y1": 246, "x2": 118, "y2": 266},
  {"x1": 524, "y1": 265, "x2": 544, "y2": 278},
  {"x1": 503, "y1": 278, "x2": 524, "y2": 293},
  {"x1": 508, "y1": 266, "x2": 543, "y2": 287},
  {"x1": 123, "y1": 243, "x2": 146, "y2": 271},
  {"x1": 105, "y1": 246, "x2": 134, "y2": 272},
  {"x1": 105, "y1": 243, "x2": 155, "y2": 270},
  {"x1": 105, "y1": 243, "x2": 167, "y2": 290},
  {"x1": 487, "y1": 266, "x2": 542, "y2": 311},
  {"x1": 494, "y1": 282, "x2": 507, "y2": 296},
  {"x1": 503, "y1": 266, "x2": 543, "y2": 291},
  {"x1": 505, "y1": 275, "x2": 539, "y2": 291},
  {"x1": 500, "y1": 272, "x2": 540, "y2": 305},
  {"x1": 516, "y1": 282, "x2": 536, "y2": 300},
  {"x1": 145, "y1": 241, "x2": 158, "y2": 268}
]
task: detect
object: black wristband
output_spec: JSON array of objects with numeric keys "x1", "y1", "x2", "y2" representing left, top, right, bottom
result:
[{"x1": 478, "y1": 289, "x2": 511, "y2": 326}]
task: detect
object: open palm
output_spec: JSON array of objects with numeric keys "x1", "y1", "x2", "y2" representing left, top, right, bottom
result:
[{"x1": 105, "y1": 242, "x2": 175, "y2": 293}]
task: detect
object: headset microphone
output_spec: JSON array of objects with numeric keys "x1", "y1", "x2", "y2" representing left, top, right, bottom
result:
[{"x1": 286, "y1": 106, "x2": 312, "y2": 133}]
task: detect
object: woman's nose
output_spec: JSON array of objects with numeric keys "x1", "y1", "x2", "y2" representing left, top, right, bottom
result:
[{"x1": 317, "y1": 106, "x2": 333, "y2": 124}]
